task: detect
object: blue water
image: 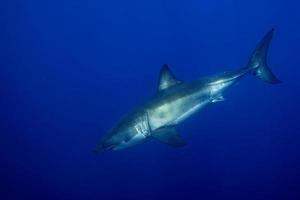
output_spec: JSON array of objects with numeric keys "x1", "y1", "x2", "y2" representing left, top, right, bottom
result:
[{"x1": 1, "y1": 0, "x2": 300, "y2": 199}]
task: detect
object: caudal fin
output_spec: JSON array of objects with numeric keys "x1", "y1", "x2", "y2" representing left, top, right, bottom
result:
[{"x1": 247, "y1": 29, "x2": 281, "y2": 84}]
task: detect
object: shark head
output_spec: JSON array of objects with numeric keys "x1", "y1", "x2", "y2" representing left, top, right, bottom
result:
[
  {"x1": 94, "y1": 115, "x2": 150, "y2": 153},
  {"x1": 94, "y1": 126, "x2": 129, "y2": 153},
  {"x1": 93, "y1": 135, "x2": 117, "y2": 153}
]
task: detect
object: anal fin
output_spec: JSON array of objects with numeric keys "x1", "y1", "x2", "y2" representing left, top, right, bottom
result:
[{"x1": 211, "y1": 95, "x2": 225, "y2": 103}]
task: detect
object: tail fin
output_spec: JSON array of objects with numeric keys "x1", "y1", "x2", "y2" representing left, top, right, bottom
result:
[{"x1": 247, "y1": 29, "x2": 281, "y2": 84}]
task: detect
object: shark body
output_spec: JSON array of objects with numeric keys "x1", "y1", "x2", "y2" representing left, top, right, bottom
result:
[{"x1": 95, "y1": 29, "x2": 280, "y2": 153}]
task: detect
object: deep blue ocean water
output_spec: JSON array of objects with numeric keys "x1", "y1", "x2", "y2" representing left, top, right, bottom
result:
[{"x1": 1, "y1": 0, "x2": 300, "y2": 199}]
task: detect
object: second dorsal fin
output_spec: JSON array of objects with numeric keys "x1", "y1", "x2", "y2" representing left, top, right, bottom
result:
[{"x1": 158, "y1": 64, "x2": 181, "y2": 91}]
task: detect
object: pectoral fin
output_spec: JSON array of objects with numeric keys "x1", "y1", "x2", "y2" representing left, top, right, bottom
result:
[{"x1": 152, "y1": 126, "x2": 186, "y2": 147}]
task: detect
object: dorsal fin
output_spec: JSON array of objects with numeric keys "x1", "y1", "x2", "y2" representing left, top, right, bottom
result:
[{"x1": 158, "y1": 64, "x2": 181, "y2": 91}]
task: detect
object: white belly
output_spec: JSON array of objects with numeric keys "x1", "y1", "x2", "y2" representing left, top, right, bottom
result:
[
  {"x1": 174, "y1": 101, "x2": 209, "y2": 124},
  {"x1": 113, "y1": 133, "x2": 146, "y2": 151}
]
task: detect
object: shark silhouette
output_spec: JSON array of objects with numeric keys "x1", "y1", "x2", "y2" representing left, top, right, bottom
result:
[{"x1": 95, "y1": 29, "x2": 280, "y2": 153}]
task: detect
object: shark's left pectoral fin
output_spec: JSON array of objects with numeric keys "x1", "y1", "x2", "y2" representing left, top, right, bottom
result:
[{"x1": 152, "y1": 126, "x2": 186, "y2": 147}]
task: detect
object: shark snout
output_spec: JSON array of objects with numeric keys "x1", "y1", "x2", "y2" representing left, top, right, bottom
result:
[{"x1": 93, "y1": 139, "x2": 117, "y2": 154}]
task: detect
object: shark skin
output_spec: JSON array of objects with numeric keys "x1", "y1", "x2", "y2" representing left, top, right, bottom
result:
[{"x1": 94, "y1": 29, "x2": 280, "y2": 153}]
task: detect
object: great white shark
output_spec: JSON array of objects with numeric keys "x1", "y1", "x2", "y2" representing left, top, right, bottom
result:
[{"x1": 94, "y1": 29, "x2": 280, "y2": 153}]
